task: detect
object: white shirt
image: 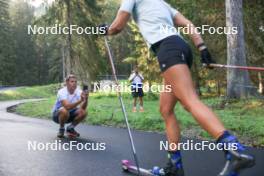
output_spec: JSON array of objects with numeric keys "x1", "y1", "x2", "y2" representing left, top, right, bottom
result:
[
  {"x1": 129, "y1": 72, "x2": 144, "y2": 88},
  {"x1": 52, "y1": 87, "x2": 82, "y2": 112},
  {"x1": 119, "y1": 0, "x2": 179, "y2": 47}
]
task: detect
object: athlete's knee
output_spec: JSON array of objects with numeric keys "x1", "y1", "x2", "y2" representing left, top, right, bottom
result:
[{"x1": 160, "y1": 105, "x2": 174, "y2": 119}]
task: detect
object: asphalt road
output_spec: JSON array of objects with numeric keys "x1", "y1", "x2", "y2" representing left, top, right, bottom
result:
[{"x1": 0, "y1": 100, "x2": 263, "y2": 176}]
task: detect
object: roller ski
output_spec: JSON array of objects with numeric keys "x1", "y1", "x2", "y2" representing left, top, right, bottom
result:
[
  {"x1": 217, "y1": 132, "x2": 255, "y2": 176},
  {"x1": 122, "y1": 160, "x2": 156, "y2": 176},
  {"x1": 218, "y1": 150, "x2": 255, "y2": 176},
  {"x1": 122, "y1": 160, "x2": 184, "y2": 176}
]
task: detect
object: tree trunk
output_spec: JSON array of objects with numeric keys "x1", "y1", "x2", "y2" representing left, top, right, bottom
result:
[
  {"x1": 65, "y1": 0, "x2": 73, "y2": 76},
  {"x1": 61, "y1": 46, "x2": 66, "y2": 81},
  {"x1": 226, "y1": 0, "x2": 257, "y2": 99}
]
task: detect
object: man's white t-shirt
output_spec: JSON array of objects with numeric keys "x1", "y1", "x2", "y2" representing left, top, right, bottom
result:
[
  {"x1": 129, "y1": 72, "x2": 144, "y2": 88},
  {"x1": 52, "y1": 87, "x2": 82, "y2": 113}
]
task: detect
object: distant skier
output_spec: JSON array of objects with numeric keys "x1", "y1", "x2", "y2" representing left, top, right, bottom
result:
[{"x1": 100, "y1": 0, "x2": 255, "y2": 175}]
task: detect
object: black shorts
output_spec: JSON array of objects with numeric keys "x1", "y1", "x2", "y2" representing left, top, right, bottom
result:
[
  {"x1": 151, "y1": 35, "x2": 193, "y2": 72},
  {"x1": 52, "y1": 108, "x2": 78, "y2": 124},
  {"x1": 131, "y1": 87, "x2": 144, "y2": 98}
]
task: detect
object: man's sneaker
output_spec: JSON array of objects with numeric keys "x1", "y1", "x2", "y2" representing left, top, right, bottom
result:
[
  {"x1": 57, "y1": 128, "x2": 65, "y2": 138},
  {"x1": 66, "y1": 127, "x2": 80, "y2": 138},
  {"x1": 152, "y1": 161, "x2": 184, "y2": 176},
  {"x1": 139, "y1": 106, "x2": 144, "y2": 112},
  {"x1": 218, "y1": 150, "x2": 255, "y2": 176},
  {"x1": 132, "y1": 107, "x2": 137, "y2": 112}
]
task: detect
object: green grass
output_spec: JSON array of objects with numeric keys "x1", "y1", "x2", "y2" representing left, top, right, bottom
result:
[
  {"x1": 15, "y1": 91, "x2": 197, "y2": 131},
  {"x1": 2, "y1": 84, "x2": 264, "y2": 146},
  {"x1": 0, "y1": 84, "x2": 59, "y2": 100}
]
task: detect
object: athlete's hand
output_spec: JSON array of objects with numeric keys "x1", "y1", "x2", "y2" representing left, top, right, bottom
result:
[
  {"x1": 81, "y1": 92, "x2": 88, "y2": 102},
  {"x1": 200, "y1": 48, "x2": 216, "y2": 68}
]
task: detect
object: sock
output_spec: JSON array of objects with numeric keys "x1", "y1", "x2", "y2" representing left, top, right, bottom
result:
[
  {"x1": 216, "y1": 131, "x2": 245, "y2": 152},
  {"x1": 67, "y1": 123, "x2": 76, "y2": 129},
  {"x1": 59, "y1": 127, "x2": 65, "y2": 133},
  {"x1": 168, "y1": 151, "x2": 183, "y2": 169}
]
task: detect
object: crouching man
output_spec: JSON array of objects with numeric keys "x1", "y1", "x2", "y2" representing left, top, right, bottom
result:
[{"x1": 52, "y1": 74, "x2": 88, "y2": 138}]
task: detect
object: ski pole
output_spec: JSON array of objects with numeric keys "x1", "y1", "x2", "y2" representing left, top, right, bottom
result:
[
  {"x1": 207, "y1": 63, "x2": 264, "y2": 72},
  {"x1": 104, "y1": 36, "x2": 141, "y2": 176}
]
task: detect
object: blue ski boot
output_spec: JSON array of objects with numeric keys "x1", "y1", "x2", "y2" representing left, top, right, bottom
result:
[
  {"x1": 152, "y1": 151, "x2": 184, "y2": 176},
  {"x1": 217, "y1": 131, "x2": 255, "y2": 176}
]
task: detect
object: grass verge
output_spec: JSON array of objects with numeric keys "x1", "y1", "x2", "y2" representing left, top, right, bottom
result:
[
  {"x1": 0, "y1": 84, "x2": 59, "y2": 100},
  {"x1": 1, "y1": 84, "x2": 263, "y2": 146}
]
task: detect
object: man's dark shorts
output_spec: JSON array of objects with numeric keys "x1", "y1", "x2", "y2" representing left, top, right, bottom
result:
[
  {"x1": 52, "y1": 108, "x2": 78, "y2": 124},
  {"x1": 131, "y1": 87, "x2": 144, "y2": 98},
  {"x1": 151, "y1": 35, "x2": 193, "y2": 72}
]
